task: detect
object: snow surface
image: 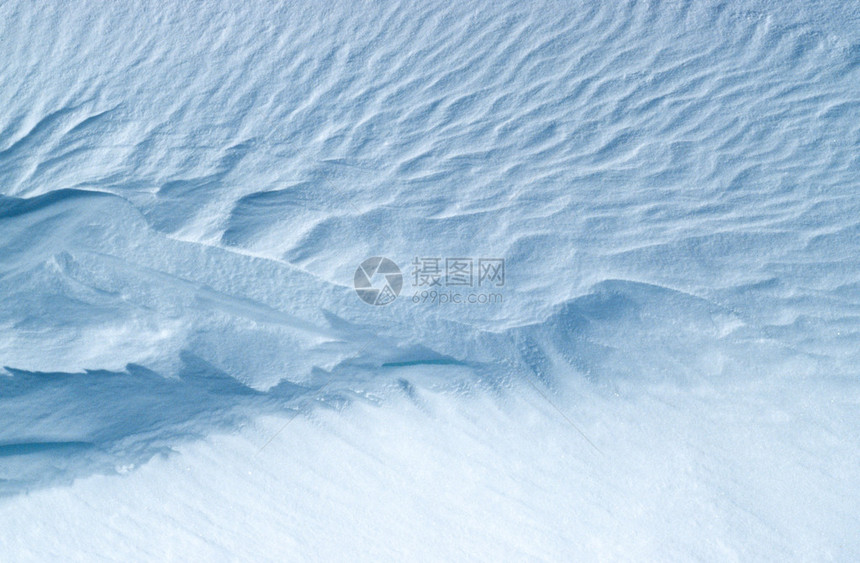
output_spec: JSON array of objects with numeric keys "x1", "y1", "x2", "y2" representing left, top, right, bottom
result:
[{"x1": 1, "y1": 0, "x2": 859, "y2": 560}]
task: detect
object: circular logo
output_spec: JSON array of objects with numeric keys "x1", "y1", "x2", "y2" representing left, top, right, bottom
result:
[{"x1": 354, "y1": 257, "x2": 402, "y2": 306}]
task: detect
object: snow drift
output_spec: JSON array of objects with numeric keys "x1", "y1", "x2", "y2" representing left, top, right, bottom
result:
[{"x1": 1, "y1": 0, "x2": 859, "y2": 559}]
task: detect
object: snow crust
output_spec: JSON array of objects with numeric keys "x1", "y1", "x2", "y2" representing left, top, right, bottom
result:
[{"x1": 1, "y1": 0, "x2": 859, "y2": 559}]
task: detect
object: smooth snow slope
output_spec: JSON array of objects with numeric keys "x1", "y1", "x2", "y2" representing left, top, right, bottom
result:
[{"x1": 1, "y1": 0, "x2": 859, "y2": 560}]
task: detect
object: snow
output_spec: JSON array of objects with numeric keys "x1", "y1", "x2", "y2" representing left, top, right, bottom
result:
[{"x1": 1, "y1": 0, "x2": 859, "y2": 560}]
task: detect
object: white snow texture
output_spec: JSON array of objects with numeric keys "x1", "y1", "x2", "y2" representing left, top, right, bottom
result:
[{"x1": 1, "y1": 0, "x2": 859, "y2": 560}]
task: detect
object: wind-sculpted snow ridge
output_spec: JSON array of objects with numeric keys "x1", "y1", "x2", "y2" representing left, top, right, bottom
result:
[
  {"x1": 0, "y1": 356, "x2": 302, "y2": 497},
  {"x1": 0, "y1": 188, "x2": 853, "y2": 500},
  {"x1": 1, "y1": 0, "x2": 859, "y2": 559}
]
